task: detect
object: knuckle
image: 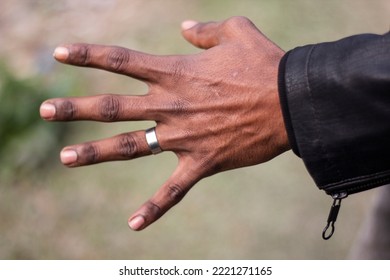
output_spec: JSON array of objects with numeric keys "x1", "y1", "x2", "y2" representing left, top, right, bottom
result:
[
  {"x1": 170, "y1": 99, "x2": 190, "y2": 116},
  {"x1": 166, "y1": 184, "x2": 186, "y2": 203},
  {"x1": 58, "y1": 100, "x2": 76, "y2": 120},
  {"x1": 79, "y1": 143, "x2": 99, "y2": 164},
  {"x1": 145, "y1": 200, "x2": 163, "y2": 219},
  {"x1": 99, "y1": 95, "x2": 120, "y2": 122},
  {"x1": 106, "y1": 47, "x2": 130, "y2": 73},
  {"x1": 73, "y1": 44, "x2": 91, "y2": 66},
  {"x1": 139, "y1": 184, "x2": 188, "y2": 225},
  {"x1": 224, "y1": 16, "x2": 252, "y2": 31},
  {"x1": 117, "y1": 133, "x2": 138, "y2": 159}
]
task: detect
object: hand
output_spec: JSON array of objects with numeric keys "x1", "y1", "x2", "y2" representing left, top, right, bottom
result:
[{"x1": 40, "y1": 16, "x2": 290, "y2": 231}]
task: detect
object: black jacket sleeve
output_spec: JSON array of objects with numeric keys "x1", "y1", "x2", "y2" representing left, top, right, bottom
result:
[{"x1": 278, "y1": 32, "x2": 390, "y2": 196}]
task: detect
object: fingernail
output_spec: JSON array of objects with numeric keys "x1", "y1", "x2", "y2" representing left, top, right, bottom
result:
[
  {"x1": 128, "y1": 216, "x2": 145, "y2": 231},
  {"x1": 60, "y1": 149, "x2": 78, "y2": 165},
  {"x1": 181, "y1": 20, "x2": 198, "y2": 30},
  {"x1": 40, "y1": 103, "x2": 56, "y2": 119},
  {"x1": 53, "y1": 46, "x2": 69, "y2": 60}
]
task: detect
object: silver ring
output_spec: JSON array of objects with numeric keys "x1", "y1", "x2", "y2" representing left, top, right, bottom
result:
[{"x1": 145, "y1": 127, "x2": 162, "y2": 154}]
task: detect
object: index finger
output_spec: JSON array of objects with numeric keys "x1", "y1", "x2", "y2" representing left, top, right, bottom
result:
[{"x1": 53, "y1": 44, "x2": 172, "y2": 82}]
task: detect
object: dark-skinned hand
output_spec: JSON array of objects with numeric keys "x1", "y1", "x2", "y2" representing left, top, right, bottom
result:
[{"x1": 40, "y1": 17, "x2": 290, "y2": 231}]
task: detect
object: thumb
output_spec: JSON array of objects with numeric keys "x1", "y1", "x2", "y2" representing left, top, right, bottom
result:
[
  {"x1": 182, "y1": 17, "x2": 267, "y2": 50},
  {"x1": 181, "y1": 20, "x2": 221, "y2": 49}
]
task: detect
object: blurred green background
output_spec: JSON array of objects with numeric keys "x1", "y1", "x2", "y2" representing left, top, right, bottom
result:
[{"x1": 0, "y1": 0, "x2": 389, "y2": 259}]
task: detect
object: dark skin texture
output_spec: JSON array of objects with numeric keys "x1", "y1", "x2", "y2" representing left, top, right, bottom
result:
[{"x1": 40, "y1": 17, "x2": 290, "y2": 231}]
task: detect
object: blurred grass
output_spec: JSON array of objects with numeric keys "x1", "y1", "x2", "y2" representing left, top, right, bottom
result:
[
  {"x1": 0, "y1": 63, "x2": 83, "y2": 181},
  {"x1": 0, "y1": 0, "x2": 389, "y2": 259}
]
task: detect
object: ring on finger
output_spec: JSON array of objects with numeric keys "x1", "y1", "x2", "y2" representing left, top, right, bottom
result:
[{"x1": 145, "y1": 127, "x2": 162, "y2": 155}]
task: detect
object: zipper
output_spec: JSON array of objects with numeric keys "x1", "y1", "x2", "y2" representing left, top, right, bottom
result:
[
  {"x1": 325, "y1": 175, "x2": 390, "y2": 196},
  {"x1": 321, "y1": 176, "x2": 390, "y2": 240},
  {"x1": 322, "y1": 192, "x2": 348, "y2": 240},
  {"x1": 321, "y1": 175, "x2": 390, "y2": 240}
]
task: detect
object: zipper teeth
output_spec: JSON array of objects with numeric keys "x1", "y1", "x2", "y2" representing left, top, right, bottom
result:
[
  {"x1": 328, "y1": 176, "x2": 390, "y2": 196},
  {"x1": 347, "y1": 178, "x2": 390, "y2": 193}
]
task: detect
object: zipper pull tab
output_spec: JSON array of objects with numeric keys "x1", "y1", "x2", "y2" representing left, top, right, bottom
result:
[{"x1": 322, "y1": 192, "x2": 348, "y2": 240}]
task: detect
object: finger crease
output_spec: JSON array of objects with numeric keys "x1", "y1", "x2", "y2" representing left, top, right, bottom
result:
[
  {"x1": 167, "y1": 184, "x2": 186, "y2": 202},
  {"x1": 171, "y1": 99, "x2": 190, "y2": 116},
  {"x1": 82, "y1": 144, "x2": 99, "y2": 164},
  {"x1": 79, "y1": 45, "x2": 91, "y2": 66},
  {"x1": 99, "y1": 95, "x2": 120, "y2": 122},
  {"x1": 118, "y1": 133, "x2": 138, "y2": 158},
  {"x1": 107, "y1": 49, "x2": 130, "y2": 73},
  {"x1": 59, "y1": 100, "x2": 76, "y2": 120},
  {"x1": 148, "y1": 200, "x2": 163, "y2": 218}
]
